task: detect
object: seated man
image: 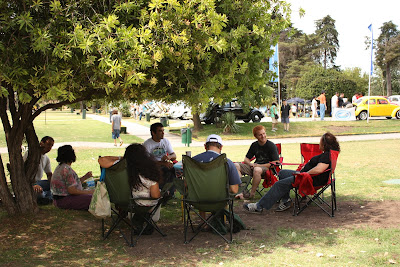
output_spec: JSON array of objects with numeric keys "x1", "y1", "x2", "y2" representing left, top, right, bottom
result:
[
  {"x1": 23, "y1": 136, "x2": 54, "y2": 205},
  {"x1": 193, "y1": 134, "x2": 241, "y2": 194},
  {"x1": 143, "y1": 123, "x2": 176, "y2": 193},
  {"x1": 243, "y1": 132, "x2": 340, "y2": 213},
  {"x1": 234, "y1": 125, "x2": 280, "y2": 199}
]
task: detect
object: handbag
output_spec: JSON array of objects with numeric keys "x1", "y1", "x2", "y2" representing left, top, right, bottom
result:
[
  {"x1": 275, "y1": 114, "x2": 279, "y2": 119},
  {"x1": 89, "y1": 168, "x2": 111, "y2": 218}
]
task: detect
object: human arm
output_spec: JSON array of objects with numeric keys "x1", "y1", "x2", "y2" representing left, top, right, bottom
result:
[
  {"x1": 67, "y1": 185, "x2": 94, "y2": 195},
  {"x1": 98, "y1": 156, "x2": 121, "y2": 168},
  {"x1": 229, "y1": 184, "x2": 239, "y2": 194},
  {"x1": 306, "y1": 162, "x2": 329, "y2": 175},
  {"x1": 79, "y1": 171, "x2": 93, "y2": 184},
  {"x1": 150, "y1": 183, "x2": 161, "y2": 199},
  {"x1": 46, "y1": 172, "x2": 52, "y2": 183}
]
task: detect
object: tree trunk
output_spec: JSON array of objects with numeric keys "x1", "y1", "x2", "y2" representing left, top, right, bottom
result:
[
  {"x1": 386, "y1": 64, "x2": 392, "y2": 96},
  {"x1": 192, "y1": 112, "x2": 203, "y2": 132}
]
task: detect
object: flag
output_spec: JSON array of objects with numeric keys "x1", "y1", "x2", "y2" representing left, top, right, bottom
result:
[
  {"x1": 269, "y1": 44, "x2": 279, "y2": 82},
  {"x1": 368, "y1": 24, "x2": 373, "y2": 75}
]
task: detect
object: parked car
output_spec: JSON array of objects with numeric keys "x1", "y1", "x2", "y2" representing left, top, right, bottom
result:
[
  {"x1": 167, "y1": 102, "x2": 192, "y2": 120},
  {"x1": 388, "y1": 95, "x2": 400, "y2": 106},
  {"x1": 354, "y1": 96, "x2": 400, "y2": 120},
  {"x1": 201, "y1": 99, "x2": 264, "y2": 124}
]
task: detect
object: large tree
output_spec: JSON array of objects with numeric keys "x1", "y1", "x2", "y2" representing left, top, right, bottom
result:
[
  {"x1": 1, "y1": 0, "x2": 291, "y2": 215},
  {"x1": 313, "y1": 15, "x2": 339, "y2": 69},
  {"x1": 0, "y1": 0, "x2": 229, "y2": 215},
  {"x1": 376, "y1": 21, "x2": 400, "y2": 96}
]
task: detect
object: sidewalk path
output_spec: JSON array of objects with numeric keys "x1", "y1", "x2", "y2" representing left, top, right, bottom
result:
[{"x1": 1, "y1": 114, "x2": 399, "y2": 153}]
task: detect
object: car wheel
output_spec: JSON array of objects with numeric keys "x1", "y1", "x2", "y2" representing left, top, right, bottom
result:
[
  {"x1": 386, "y1": 116, "x2": 392, "y2": 119},
  {"x1": 358, "y1": 111, "x2": 368, "y2": 120},
  {"x1": 243, "y1": 119, "x2": 250, "y2": 123},
  {"x1": 251, "y1": 112, "x2": 262, "y2": 122},
  {"x1": 396, "y1": 110, "x2": 400, "y2": 119}
]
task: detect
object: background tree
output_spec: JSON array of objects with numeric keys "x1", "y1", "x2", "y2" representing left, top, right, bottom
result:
[
  {"x1": 313, "y1": 15, "x2": 339, "y2": 69},
  {"x1": 296, "y1": 66, "x2": 357, "y2": 102},
  {"x1": 376, "y1": 21, "x2": 400, "y2": 96}
]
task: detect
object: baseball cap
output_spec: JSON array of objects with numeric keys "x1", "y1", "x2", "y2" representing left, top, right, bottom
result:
[{"x1": 206, "y1": 134, "x2": 223, "y2": 146}]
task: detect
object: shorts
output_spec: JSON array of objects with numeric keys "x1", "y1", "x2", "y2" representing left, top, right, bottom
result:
[
  {"x1": 271, "y1": 117, "x2": 278, "y2": 123},
  {"x1": 281, "y1": 117, "x2": 289, "y2": 123},
  {"x1": 112, "y1": 129, "x2": 120, "y2": 139},
  {"x1": 237, "y1": 163, "x2": 269, "y2": 178}
]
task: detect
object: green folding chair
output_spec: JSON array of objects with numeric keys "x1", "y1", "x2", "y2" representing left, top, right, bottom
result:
[
  {"x1": 182, "y1": 154, "x2": 234, "y2": 244},
  {"x1": 102, "y1": 159, "x2": 166, "y2": 247}
]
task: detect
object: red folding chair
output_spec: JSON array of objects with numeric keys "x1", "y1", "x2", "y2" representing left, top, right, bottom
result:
[{"x1": 292, "y1": 149, "x2": 339, "y2": 217}]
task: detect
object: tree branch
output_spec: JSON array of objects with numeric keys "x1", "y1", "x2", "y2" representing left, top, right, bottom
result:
[{"x1": 31, "y1": 97, "x2": 87, "y2": 121}]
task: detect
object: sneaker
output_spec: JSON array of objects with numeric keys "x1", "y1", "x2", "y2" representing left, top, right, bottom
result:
[
  {"x1": 243, "y1": 203, "x2": 263, "y2": 213},
  {"x1": 114, "y1": 144, "x2": 117, "y2": 147},
  {"x1": 271, "y1": 129, "x2": 276, "y2": 132},
  {"x1": 273, "y1": 128, "x2": 278, "y2": 130},
  {"x1": 276, "y1": 199, "x2": 292, "y2": 212},
  {"x1": 120, "y1": 140, "x2": 124, "y2": 146}
]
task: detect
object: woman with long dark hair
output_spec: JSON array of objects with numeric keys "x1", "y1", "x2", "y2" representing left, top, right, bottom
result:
[
  {"x1": 51, "y1": 145, "x2": 94, "y2": 210},
  {"x1": 244, "y1": 132, "x2": 340, "y2": 213},
  {"x1": 98, "y1": 143, "x2": 161, "y2": 205}
]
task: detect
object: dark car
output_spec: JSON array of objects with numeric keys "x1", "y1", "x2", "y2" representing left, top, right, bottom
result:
[{"x1": 201, "y1": 99, "x2": 264, "y2": 124}]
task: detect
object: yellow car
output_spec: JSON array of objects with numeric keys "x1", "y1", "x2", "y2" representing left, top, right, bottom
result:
[{"x1": 354, "y1": 96, "x2": 400, "y2": 120}]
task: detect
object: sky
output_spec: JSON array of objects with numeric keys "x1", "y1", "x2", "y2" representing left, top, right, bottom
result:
[{"x1": 286, "y1": 0, "x2": 400, "y2": 74}]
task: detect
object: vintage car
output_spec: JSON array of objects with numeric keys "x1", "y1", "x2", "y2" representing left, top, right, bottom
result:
[
  {"x1": 201, "y1": 99, "x2": 264, "y2": 124},
  {"x1": 354, "y1": 96, "x2": 400, "y2": 120}
]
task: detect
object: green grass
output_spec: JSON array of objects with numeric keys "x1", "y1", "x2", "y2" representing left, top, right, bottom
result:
[
  {"x1": 0, "y1": 110, "x2": 142, "y2": 147},
  {"x1": 170, "y1": 119, "x2": 400, "y2": 140},
  {"x1": 1, "y1": 111, "x2": 400, "y2": 266}
]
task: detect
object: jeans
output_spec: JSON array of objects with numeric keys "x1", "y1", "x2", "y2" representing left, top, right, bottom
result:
[
  {"x1": 320, "y1": 104, "x2": 326, "y2": 120},
  {"x1": 256, "y1": 169, "x2": 296, "y2": 210},
  {"x1": 36, "y1": 180, "x2": 52, "y2": 203}
]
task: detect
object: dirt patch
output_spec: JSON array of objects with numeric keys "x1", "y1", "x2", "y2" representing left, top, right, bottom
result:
[
  {"x1": 326, "y1": 125, "x2": 355, "y2": 133},
  {"x1": 1, "y1": 200, "x2": 399, "y2": 264}
]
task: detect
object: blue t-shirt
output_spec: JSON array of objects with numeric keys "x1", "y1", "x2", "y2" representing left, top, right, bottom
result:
[{"x1": 192, "y1": 151, "x2": 241, "y2": 185}]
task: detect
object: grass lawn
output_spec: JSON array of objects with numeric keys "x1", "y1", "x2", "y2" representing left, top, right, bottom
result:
[
  {"x1": 1, "y1": 110, "x2": 400, "y2": 266},
  {"x1": 170, "y1": 119, "x2": 400, "y2": 140},
  {"x1": 1, "y1": 140, "x2": 400, "y2": 266}
]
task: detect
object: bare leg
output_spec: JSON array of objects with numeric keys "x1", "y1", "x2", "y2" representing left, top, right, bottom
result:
[{"x1": 250, "y1": 167, "x2": 263, "y2": 197}]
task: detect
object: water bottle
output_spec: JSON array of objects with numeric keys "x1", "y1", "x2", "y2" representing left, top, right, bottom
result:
[{"x1": 86, "y1": 177, "x2": 95, "y2": 189}]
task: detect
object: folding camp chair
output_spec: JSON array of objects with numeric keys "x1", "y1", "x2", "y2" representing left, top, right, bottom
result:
[
  {"x1": 292, "y1": 149, "x2": 339, "y2": 217},
  {"x1": 101, "y1": 159, "x2": 167, "y2": 246},
  {"x1": 182, "y1": 154, "x2": 234, "y2": 244},
  {"x1": 239, "y1": 143, "x2": 282, "y2": 197}
]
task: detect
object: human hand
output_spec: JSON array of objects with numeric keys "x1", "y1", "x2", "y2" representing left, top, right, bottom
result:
[
  {"x1": 84, "y1": 171, "x2": 93, "y2": 180},
  {"x1": 33, "y1": 185, "x2": 43, "y2": 193},
  {"x1": 161, "y1": 154, "x2": 170, "y2": 162}
]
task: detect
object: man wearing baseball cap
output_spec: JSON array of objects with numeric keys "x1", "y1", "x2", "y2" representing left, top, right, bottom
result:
[{"x1": 192, "y1": 134, "x2": 241, "y2": 194}]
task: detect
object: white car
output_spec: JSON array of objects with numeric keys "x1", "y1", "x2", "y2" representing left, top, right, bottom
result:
[{"x1": 388, "y1": 95, "x2": 400, "y2": 106}]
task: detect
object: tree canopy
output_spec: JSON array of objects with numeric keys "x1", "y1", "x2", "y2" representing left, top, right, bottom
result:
[{"x1": 0, "y1": 0, "x2": 291, "y2": 215}]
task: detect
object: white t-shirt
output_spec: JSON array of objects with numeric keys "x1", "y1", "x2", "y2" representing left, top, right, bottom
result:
[
  {"x1": 143, "y1": 138, "x2": 174, "y2": 162},
  {"x1": 331, "y1": 95, "x2": 338, "y2": 109},
  {"x1": 23, "y1": 152, "x2": 52, "y2": 182},
  {"x1": 131, "y1": 175, "x2": 158, "y2": 206},
  {"x1": 311, "y1": 99, "x2": 317, "y2": 111}
]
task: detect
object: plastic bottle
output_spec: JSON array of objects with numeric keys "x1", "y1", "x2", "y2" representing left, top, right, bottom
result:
[{"x1": 86, "y1": 177, "x2": 95, "y2": 189}]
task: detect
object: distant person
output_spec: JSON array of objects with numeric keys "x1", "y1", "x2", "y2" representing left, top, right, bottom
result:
[
  {"x1": 311, "y1": 96, "x2": 318, "y2": 120},
  {"x1": 352, "y1": 93, "x2": 358, "y2": 104},
  {"x1": 291, "y1": 104, "x2": 297, "y2": 117},
  {"x1": 143, "y1": 123, "x2": 176, "y2": 194},
  {"x1": 111, "y1": 109, "x2": 123, "y2": 147},
  {"x1": 51, "y1": 145, "x2": 94, "y2": 210},
  {"x1": 317, "y1": 90, "x2": 326, "y2": 120},
  {"x1": 270, "y1": 102, "x2": 278, "y2": 132},
  {"x1": 234, "y1": 125, "x2": 280, "y2": 199},
  {"x1": 23, "y1": 136, "x2": 54, "y2": 205},
  {"x1": 338, "y1": 93, "x2": 345, "y2": 107},
  {"x1": 243, "y1": 132, "x2": 340, "y2": 213},
  {"x1": 281, "y1": 99, "x2": 290, "y2": 132},
  {"x1": 331, "y1": 92, "x2": 339, "y2": 115}
]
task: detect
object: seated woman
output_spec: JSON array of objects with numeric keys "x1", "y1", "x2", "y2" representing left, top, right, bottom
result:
[
  {"x1": 98, "y1": 144, "x2": 162, "y2": 232},
  {"x1": 244, "y1": 132, "x2": 340, "y2": 213},
  {"x1": 50, "y1": 145, "x2": 94, "y2": 210}
]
